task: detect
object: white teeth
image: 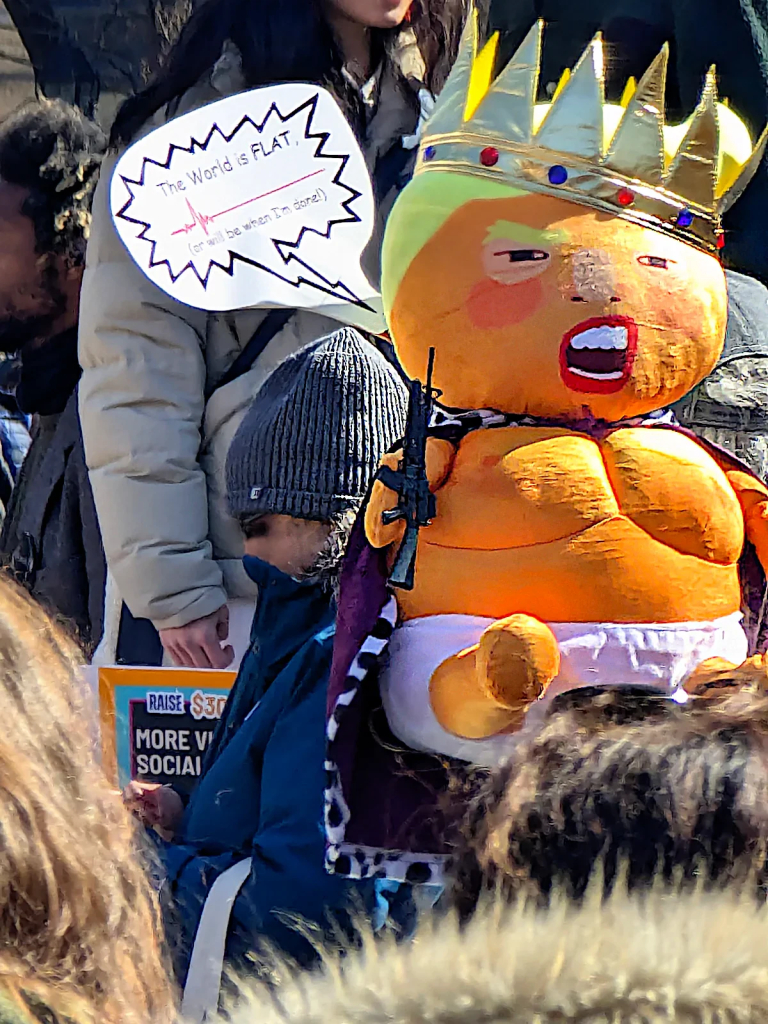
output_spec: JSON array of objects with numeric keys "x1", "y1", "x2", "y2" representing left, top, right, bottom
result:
[
  {"x1": 568, "y1": 368, "x2": 624, "y2": 380},
  {"x1": 569, "y1": 325, "x2": 628, "y2": 351}
]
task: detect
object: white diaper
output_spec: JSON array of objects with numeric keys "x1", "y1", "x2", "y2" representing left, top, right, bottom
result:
[{"x1": 379, "y1": 613, "x2": 748, "y2": 767}]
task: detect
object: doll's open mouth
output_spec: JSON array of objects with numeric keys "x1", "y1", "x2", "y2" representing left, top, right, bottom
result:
[{"x1": 560, "y1": 316, "x2": 638, "y2": 394}]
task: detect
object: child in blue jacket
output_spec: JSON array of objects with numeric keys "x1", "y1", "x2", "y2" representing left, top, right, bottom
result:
[{"x1": 126, "y1": 328, "x2": 408, "y2": 990}]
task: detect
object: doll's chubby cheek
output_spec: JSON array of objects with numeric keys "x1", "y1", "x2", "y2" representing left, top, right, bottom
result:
[{"x1": 465, "y1": 276, "x2": 544, "y2": 329}]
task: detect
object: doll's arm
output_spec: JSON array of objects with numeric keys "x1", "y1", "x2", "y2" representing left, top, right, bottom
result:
[
  {"x1": 725, "y1": 469, "x2": 768, "y2": 571},
  {"x1": 365, "y1": 437, "x2": 456, "y2": 549}
]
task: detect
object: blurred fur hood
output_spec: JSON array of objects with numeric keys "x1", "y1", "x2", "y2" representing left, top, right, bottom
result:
[{"x1": 226, "y1": 884, "x2": 768, "y2": 1024}]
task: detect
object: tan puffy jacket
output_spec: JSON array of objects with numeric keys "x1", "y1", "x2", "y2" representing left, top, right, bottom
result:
[
  {"x1": 227, "y1": 885, "x2": 768, "y2": 1024},
  {"x1": 79, "y1": 41, "x2": 423, "y2": 630}
]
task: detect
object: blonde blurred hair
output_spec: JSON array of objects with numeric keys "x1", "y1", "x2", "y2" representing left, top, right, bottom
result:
[
  {"x1": 224, "y1": 882, "x2": 768, "y2": 1024},
  {"x1": 0, "y1": 578, "x2": 176, "y2": 1024}
]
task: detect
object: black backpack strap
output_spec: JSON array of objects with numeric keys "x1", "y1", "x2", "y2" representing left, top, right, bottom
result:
[
  {"x1": 372, "y1": 140, "x2": 416, "y2": 204},
  {"x1": 116, "y1": 603, "x2": 164, "y2": 666},
  {"x1": 215, "y1": 308, "x2": 294, "y2": 392}
]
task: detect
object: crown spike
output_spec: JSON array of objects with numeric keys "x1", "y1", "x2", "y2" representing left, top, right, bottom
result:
[
  {"x1": 605, "y1": 44, "x2": 668, "y2": 184},
  {"x1": 416, "y1": 19, "x2": 765, "y2": 254},
  {"x1": 718, "y1": 121, "x2": 768, "y2": 214},
  {"x1": 665, "y1": 66, "x2": 719, "y2": 207},
  {"x1": 420, "y1": 5, "x2": 479, "y2": 138},
  {"x1": 472, "y1": 20, "x2": 543, "y2": 143},
  {"x1": 535, "y1": 33, "x2": 606, "y2": 159}
]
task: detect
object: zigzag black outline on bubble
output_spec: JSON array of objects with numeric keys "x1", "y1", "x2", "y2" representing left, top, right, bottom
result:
[{"x1": 115, "y1": 92, "x2": 375, "y2": 310}]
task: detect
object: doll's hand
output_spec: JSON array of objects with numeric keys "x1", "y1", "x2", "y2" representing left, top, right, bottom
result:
[
  {"x1": 683, "y1": 654, "x2": 768, "y2": 698},
  {"x1": 365, "y1": 438, "x2": 456, "y2": 549},
  {"x1": 124, "y1": 781, "x2": 184, "y2": 838},
  {"x1": 366, "y1": 451, "x2": 407, "y2": 548}
]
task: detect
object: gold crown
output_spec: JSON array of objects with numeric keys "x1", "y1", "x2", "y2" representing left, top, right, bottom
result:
[{"x1": 416, "y1": 11, "x2": 768, "y2": 253}]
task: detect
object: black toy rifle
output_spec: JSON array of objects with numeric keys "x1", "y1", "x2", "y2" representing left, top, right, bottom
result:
[{"x1": 378, "y1": 347, "x2": 441, "y2": 590}]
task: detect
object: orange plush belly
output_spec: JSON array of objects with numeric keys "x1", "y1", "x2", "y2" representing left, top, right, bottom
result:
[{"x1": 396, "y1": 425, "x2": 744, "y2": 624}]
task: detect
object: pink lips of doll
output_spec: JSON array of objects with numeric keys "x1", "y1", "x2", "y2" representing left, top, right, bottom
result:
[{"x1": 559, "y1": 315, "x2": 638, "y2": 394}]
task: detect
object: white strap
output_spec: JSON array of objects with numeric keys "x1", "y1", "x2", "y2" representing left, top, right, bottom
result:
[
  {"x1": 91, "y1": 568, "x2": 121, "y2": 667},
  {"x1": 181, "y1": 857, "x2": 252, "y2": 1023}
]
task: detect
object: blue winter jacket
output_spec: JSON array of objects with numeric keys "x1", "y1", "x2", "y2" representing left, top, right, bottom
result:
[{"x1": 157, "y1": 556, "x2": 371, "y2": 982}]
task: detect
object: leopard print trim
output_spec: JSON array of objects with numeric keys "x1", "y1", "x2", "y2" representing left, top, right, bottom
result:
[{"x1": 324, "y1": 597, "x2": 447, "y2": 883}]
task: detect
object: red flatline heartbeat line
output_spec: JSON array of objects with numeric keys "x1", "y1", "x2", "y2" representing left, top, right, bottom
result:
[{"x1": 170, "y1": 168, "x2": 325, "y2": 237}]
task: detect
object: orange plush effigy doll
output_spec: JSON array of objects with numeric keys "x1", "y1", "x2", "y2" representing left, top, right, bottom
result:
[{"x1": 324, "y1": 14, "x2": 768, "y2": 884}]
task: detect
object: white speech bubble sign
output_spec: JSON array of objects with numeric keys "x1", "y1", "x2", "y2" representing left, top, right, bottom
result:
[{"x1": 110, "y1": 83, "x2": 384, "y2": 331}]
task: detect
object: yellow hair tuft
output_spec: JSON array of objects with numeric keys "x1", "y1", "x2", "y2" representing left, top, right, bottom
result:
[
  {"x1": 551, "y1": 67, "x2": 571, "y2": 103},
  {"x1": 620, "y1": 77, "x2": 637, "y2": 108},
  {"x1": 464, "y1": 32, "x2": 500, "y2": 121}
]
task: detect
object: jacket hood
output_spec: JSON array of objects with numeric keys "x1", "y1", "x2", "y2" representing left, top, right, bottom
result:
[
  {"x1": 226, "y1": 885, "x2": 768, "y2": 1024},
  {"x1": 241, "y1": 554, "x2": 333, "y2": 660},
  {"x1": 242, "y1": 554, "x2": 315, "y2": 592}
]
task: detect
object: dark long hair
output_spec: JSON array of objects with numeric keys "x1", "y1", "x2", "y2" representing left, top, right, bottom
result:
[{"x1": 110, "y1": 0, "x2": 468, "y2": 148}]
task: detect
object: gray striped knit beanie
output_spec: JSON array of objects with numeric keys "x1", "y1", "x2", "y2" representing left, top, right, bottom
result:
[{"x1": 226, "y1": 327, "x2": 409, "y2": 522}]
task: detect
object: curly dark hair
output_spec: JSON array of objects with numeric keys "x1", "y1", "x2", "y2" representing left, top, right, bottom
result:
[
  {"x1": 452, "y1": 685, "x2": 768, "y2": 920},
  {"x1": 0, "y1": 99, "x2": 106, "y2": 267},
  {"x1": 110, "y1": 0, "x2": 471, "y2": 148}
]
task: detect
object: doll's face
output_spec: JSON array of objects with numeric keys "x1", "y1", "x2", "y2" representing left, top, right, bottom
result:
[{"x1": 387, "y1": 193, "x2": 727, "y2": 420}]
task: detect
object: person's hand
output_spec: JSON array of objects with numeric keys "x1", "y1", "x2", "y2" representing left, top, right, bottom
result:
[
  {"x1": 123, "y1": 781, "x2": 185, "y2": 838},
  {"x1": 159, "y1": 605, "x2": 234, "y2": 669}
]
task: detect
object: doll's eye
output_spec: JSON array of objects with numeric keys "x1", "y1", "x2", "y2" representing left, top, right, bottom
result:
[
  {"x1": 483, "y1": 241, "x2": 551, "y2": 284},
  {"x1": 495, "y1": 248, "x2": 550, "y2": 263},
  {"x1": 637, "y1": 255, "x2": 671, "y2": 269}
]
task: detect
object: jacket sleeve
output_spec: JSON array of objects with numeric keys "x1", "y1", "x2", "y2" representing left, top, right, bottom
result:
[
  {"x1": 78, "y1": 153, "x2": 228, "y2": 629},
  {"x1": 158, "y1": 657, "x2": 371, "y2": 983},
  {"x1": 227, "y1": 677, "x2": 368, "y2": 967}
]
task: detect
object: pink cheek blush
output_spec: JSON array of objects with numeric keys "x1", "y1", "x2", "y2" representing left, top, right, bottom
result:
[{"x1": 465, "y1": 277, "x2": 543, "y2": 329}]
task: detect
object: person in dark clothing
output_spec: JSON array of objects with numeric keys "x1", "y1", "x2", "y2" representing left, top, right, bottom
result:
[
  {"x1": 0, "y1": 398, "x2": 29, "y2": 525},
  {"x1": 486, "y1": 0, "x2": 768, "y2": 284},
  {"x1": 0, "y1": 99, "x2": 107, "y2": 655},
  {"x1": 3, "y1": 0, "x2": 99, "y2": 114},
  {"x1": 673, "y1": 271, "x2": 768, "y2": 483},
  {"x1": 3, "y1": 0, "x2": 190, "y2": 117},
  {"x1": 125, "y1": 329, "x2": 408, "y2": 1008}
]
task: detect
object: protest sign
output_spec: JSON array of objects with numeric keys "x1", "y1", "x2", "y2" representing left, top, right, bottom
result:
[
  {"x1": 110, "y1": 83, "x2": 383, "y2": 331},
  {"x1": 98, "y1": 667, "x2": 235, "y2": 795}
]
